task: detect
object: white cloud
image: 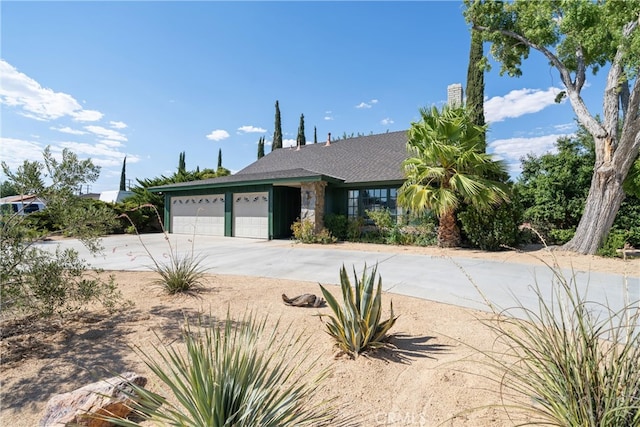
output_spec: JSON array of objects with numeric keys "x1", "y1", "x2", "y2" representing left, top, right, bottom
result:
[
  {"x1": 71, "y1": 109, "x2": 103, "y2": 122},
  {"x1": 0, "y1": 137, "x2": 44, "y2": 170},
  {"x1": 99, "y1": 139, "x2": 124, "y2": 148},
  {"x1": 206, "y1": 129, "x2": 230, "y2": 141},
  {"x1": 356, "y1": 99, "x2": 378, "y2": 109},
  {"x1": 485, "y1": 87, "x2": 564, "y2": 123},
  {"x1": 237, "y1": 125, "x2": 266, "y2": 134},
  {"x1": 59, "y1": 141, "x2": 128, "y2": 158},
  {"x1": 283, "y1": 138, "x2": 297, "y2": 148},
  {"x1": 554, "y1": 122, "x2": 576, "y2": 132},
  {"x1": 85, "y1": 125, "x2": 128, "y2": 141},
  {"x1": 381, "y1": 118, "x2": 394, "y2": 125},
  {"x1": 0, "y1": 60, "x2": 103, "y2": 122},
  {"x1": 50, "y1": 126, "x2": 87, "y2": 135},
  {"x1": 110, "y1": 121, "x2": 128, "y2": 129},
  {"x1": 489, "y1": 133, "x2": 572, "y2": 176}
]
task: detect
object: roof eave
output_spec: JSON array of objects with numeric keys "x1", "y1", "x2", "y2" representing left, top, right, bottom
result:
[{"x1": 149, "y1": 174, "x2": 344, "y2": 193}]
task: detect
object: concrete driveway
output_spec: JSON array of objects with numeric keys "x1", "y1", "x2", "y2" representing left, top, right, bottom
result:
[{"x1": 36, "y1": 234, "x2": 639, "y2": 318}]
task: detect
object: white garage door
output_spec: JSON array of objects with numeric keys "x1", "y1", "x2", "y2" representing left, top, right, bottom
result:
[
  {"x1": 233, "y1": 192, "x2": 269, "y2": 239},
  {"x1": 171, "y1": 195, "x2": 225, "y2": 236}
]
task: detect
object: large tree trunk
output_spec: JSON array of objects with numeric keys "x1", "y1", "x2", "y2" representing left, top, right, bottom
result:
[
  {"x1": 438, "y1": 210, "x2": 461, "y2": 248},
  {"x1": 563, "y1": 157, "x2": 626, "y2": 254}
]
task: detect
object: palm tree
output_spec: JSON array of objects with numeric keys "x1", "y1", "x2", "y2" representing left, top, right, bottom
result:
[{"x1": 398, "y1": 105, "x2": 509, "y2": 248}]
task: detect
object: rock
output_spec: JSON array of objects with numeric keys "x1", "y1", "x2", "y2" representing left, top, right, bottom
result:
[
  {"x1": 39, "y1": 372, "x2": 147, "y2": 427},
  {"x1": 282, "y1": 293, "x2": 325, "y2": 307}
]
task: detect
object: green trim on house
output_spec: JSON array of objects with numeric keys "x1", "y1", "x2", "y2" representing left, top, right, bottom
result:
[{"x1": 149, "y1": 173, "x2": 342, "y2": 194}]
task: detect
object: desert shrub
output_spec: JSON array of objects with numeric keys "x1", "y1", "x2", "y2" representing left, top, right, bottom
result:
[
  {"x1": 114, "y1": 201, "x2": 163, "y2": 234},
  {"x1": 120, "y1": 204, "x2": 206, "y2": 295},
  {"x1": 346, "y1": 217, "x2": 364, "y2": 241},
  {"x1": 548, "y1": 227, "x2": 576, "y2": 245},
  {"x1": 102, "y1": 311, "x2": 335, "y2": 426},
  {"x1": 291, "y1": 219, "x2": 337, "y2": 244},
  {"x1": 597, "y1": 229, "x2": 628, "y2": 258},
  {"x1": 1, "y1": 147, "x2": 127, "y2": 320},
  {"x1": 471, "y1": 258, "x2": 640, "y2": 425},
  {"x1": 366, "y1": 209, "x2": 405, "y2": 245},
  {"x1": 291, "y1": 219, "x2": 315, "y2": 243},
  {"x1": 610, "y1": 194, "x2": 640, "y2": 248},
  {"x1": 319, "y1": 264, "x2": 397, "y2": 358},
  {"x1": 459, "y1": 198, "x2": 524, "y2": 251},
  {"x1": 1, "y1": 244, "x2": 122, "y2": 317},
  {"x1": 324, "y1": 213, "x2": 348, "y2": 240}
]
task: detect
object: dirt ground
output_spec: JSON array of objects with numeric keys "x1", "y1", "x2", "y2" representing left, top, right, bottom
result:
[{"x1": 1, "y1": 244, "x2": 638, "y2": 426}]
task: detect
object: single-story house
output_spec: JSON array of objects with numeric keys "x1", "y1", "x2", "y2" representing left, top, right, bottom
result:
[{"x1": 150, "y1": 130, "x2": 409, "y2": 239}]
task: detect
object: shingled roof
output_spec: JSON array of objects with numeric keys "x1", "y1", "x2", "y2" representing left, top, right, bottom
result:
[
  {"x1": 150, "y1": 130, "x2": 408, "y2": 191},
  {"x1": 238, "y1": 130, "x2": 408, "y2": 183}
]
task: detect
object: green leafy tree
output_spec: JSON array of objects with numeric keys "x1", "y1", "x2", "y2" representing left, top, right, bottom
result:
[
  {"x1": 516, "y1": 126, "x2": 640, "y2": 250},
  {"x1": 465, "y1": 0, "x2": 640, "y2": 254},
  {"x1": 119, "y1": 156, "x2": 127, "y2": 191},
  {"x1": 2, "y1": 159, "x2": 45, "y2": 196},
  {"x1": 0, "y1": 180, "x2": 18, "y2": 197},
  {"x1": 296, "y1": 113, "x2": 306, "y2": 147},
  {"x1": 257, "y1": 136, "x2": 265, "y2": 159},
  {"x1": 217, "y1": 148, "x2": 222, "y2": 169},
  {"x1": 272, "y1": 100, "x2": 282, "y2": 151},
  {"x1": 517, "y1": 127, "x2": 595, "y2": 240},
  {"x1": 314, "y1": 126, "x2": 318, "y2": 144},
  {"x1": 398, "y1": 105, "x2": 509, "y2": 248},
  {"x1": 1, "y1": 147, "x2": 123, "y2": 318}
]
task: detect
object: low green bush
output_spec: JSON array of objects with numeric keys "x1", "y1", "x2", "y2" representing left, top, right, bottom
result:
[
  {"x1": 548, "y1": 227, "x2": 576, "y2": 245},
  {"x1": 291, "y1": 219, "x2": 337, "y2": 244},
  {"x1": 319, "y1": 264, "x2": 397, "y2": 358},
  {"x1": 597, "y1": 229, "x2": 628, "y2": 258},
  {"x1": 346, "y1": 217, "x2": 364, "y2": 241},
  {"x1": 324, "y1": 213, "x2": 348, "y2": 240},
  {"x1": 459, "y1": 200, "x2": 523, "y2": 251}
]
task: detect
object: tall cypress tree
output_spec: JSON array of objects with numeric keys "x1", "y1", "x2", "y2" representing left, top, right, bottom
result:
[
  {"x1": 119, "y1": 156, "x2": 127, "y2": 191},
  {"x1": 466, "y1": 28, "x2": 486, "y2": 151},
  {"x1": 258, "y1": 136, "x2": 265, "y2": 159},
  {"x1": 296, "y1": 113, "x2": 306, "y2": 147},
  {"x1": 217, "y1": 148, "x2": 222, "y2": 169},
  {"x1": 272, "y1": 100, "x2": 283, "y2": 151},
  {"x1": 178, "y1": 151, "x2": 186, "y2": 175},
  {"x1": 314, "y1": 126, "x2": 317, "y2": 144}
]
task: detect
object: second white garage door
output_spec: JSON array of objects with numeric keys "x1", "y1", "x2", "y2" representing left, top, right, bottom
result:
[
  {"x1": 171, "y1": 195, "x2": 225, "y2": 236},
  {"x1": 233, "y1": 192, "x2": 269, "y2": 239}
]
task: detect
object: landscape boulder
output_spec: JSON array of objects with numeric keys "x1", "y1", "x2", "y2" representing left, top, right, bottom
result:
[{"x1": 39, "y1": 372, "x2": 147, "y2": 427}]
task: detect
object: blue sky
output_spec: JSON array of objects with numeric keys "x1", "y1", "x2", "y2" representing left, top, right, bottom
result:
[{"x1": 1, "y1": 1, "x2": 606, "y2": 194}]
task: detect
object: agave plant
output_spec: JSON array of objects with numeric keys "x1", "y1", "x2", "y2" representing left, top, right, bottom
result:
[
  {"x1": 100, "y1": 310, "x2": 335, "y2": 426},
  {"x1": 319, "y1": 263, "x2": 398, "y2": 358}
]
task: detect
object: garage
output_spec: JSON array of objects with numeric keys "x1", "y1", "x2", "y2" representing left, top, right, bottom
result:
[
  {"x1": 170, "y1": 195, "x2": 225, "y2": 236},
  {"x1": 233, "y1": 192, "x2": 269, "y2": 239}
]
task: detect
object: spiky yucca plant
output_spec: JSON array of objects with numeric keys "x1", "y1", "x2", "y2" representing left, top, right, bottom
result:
[
  {"x1": 100, "y1": 311, "x2": 334, "y2": 426},
  {"x1": 319, "y1": 264, "x2": 398, "y2": 358},
  {"x1": 470, "y1": 255, "x2": 640, "y2": 426},
  {"x1": 119, "y1": 204, "x2": 206, "y2": 295}
]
